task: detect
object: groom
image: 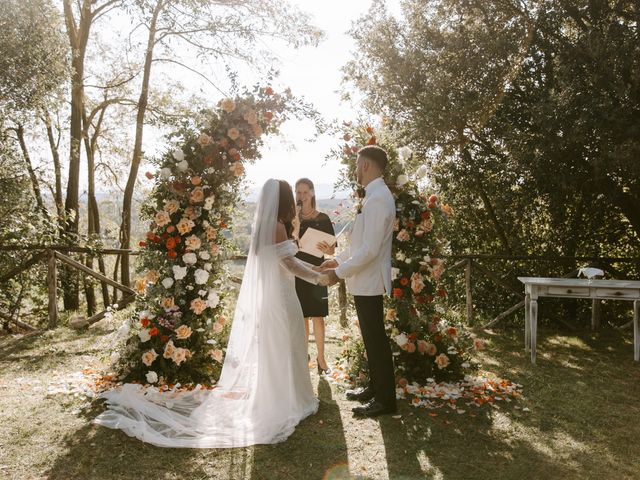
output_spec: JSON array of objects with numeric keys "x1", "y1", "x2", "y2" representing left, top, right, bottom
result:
[{"x1": 320, "y1": 145, "x2": 397, "y2": 417}]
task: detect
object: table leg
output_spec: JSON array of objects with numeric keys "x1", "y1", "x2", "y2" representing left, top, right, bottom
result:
[
  {"x1": 634, "y1": 300, "x2": 639, "y2": 362},
  {"x1": 530, "y1": 298, "x2": 538, "y2": 364},
  {"x1": 524, "y1": 293, "x2": 531, "y2": 352}
]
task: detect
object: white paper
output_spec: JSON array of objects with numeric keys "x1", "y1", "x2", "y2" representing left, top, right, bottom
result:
[{"x1": 298, "y1": 227, "x2": 336, "y2": 258}]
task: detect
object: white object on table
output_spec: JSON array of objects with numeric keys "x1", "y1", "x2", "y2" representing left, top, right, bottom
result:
[
  {"x1": 517, "y1": 277, "x2": 640, "y2": 364},
  {"x1": 298, "y1": 227, "x2": 336, "y2": 259},
  {"x1": 578, "y1": 267, "x2": 604, "y2": 279}
]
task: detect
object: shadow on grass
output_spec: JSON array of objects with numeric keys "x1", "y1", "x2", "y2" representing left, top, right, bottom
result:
[
  {"x1": 250, "y1": 377, "x2": 349, "y2": 480},
  {"x1": 44, "y1": 377, "x2": 349, "y2": 480}
]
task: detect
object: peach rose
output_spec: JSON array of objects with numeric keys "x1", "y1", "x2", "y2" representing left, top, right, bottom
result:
[
  {"x1": 154, "y1": 210, "x2": 171, "y2": 227},
  {"x1": 227, "y1": 127, "x2": 240, "y2": 140},
  {"x1": 185, "y1": 234, "x2": 201, "y2": 250},
  {"x1": 191, "y1": 176, "x2": 202, "y2": 185},
  {"x1": 417, "y1": 340, "x2": 428, "y2": 354},
  {"x1": 405, "y1": 342, "x2": 416, "y2": 353},
  {"x1": 206, "y1": 227, "x2": 218, "y2": 241},
  {"x1": 190, "y1": 187, "x2": 204, "y2": 203},
  {"x1": 163, "y1": 200, "x2": 180, "y2": 214},
  {"x1": 410, "y1": 272, "x2": 425, "y2": 294},
  {"x1": 396, "y1": 229, "x2": 410, "y2": 242},
  {"x1": 213, "y1": 321, "x2": 224, "y2": 333},
  {"x1": 426, "y1": 343, "x2": 437, "y2": 356},
  {"x1": 135, "y1": 278, "x2": 147, "y2": 295},
  {"x1": 145, "y1": 270, "x2": 160, "y2": 284},
  {"x1": 435, "y1": 353, "x2": 450, "y2": 369},
  {"x1": 163, "y1": 340, "x2": 176, "y2": 359},
  {"x1": 172, "y1": 347, "x2": 190, "y2": 366},
  {"x1": 175, "y1": 324, "x2": 192, "y2": 340},
  {"x1": 197, "y1": 133, "x2": 212, "y2": 146},
  {"x1": 385, "y1": 308, "x2": 397, "y2": 321},
  {"x1": 176, "y1": 218, "x2": 195, "y2": 235},
  {"x1": 252, "y1": 124, "x2": 263, "y2": 137},
  {"x1": 161, "y1": 297, "x2": 175, "y2": 309},
  {"x1": 243, "y1": 110, "x2": 258, "y2": 125},
  {"x1": 209, "y1": 244, "x2": 220, "y2": 256},
  {"x1": 142, "y1": 349, "x2": 158, "y2": 367},
  {"x1": 230, "y1": 161, "x2": 244, "y2": 177},
  {"x1": 210, "y1": 349, "x2": 223, "y2": 363},
  {"x1": 190, "y1": 298, "x2": 207, "y2": 315},
  {"x1": 220, "y1": 98, "x2": 236, "y2": 113}
]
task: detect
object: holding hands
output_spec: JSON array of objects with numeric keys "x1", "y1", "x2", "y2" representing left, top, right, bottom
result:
[{"x1": 314, "y1": 259, "x2": 340, "y2": 286}]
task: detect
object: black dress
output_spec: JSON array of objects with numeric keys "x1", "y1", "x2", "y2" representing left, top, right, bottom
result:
[{"x1": 295, "y1": 212, "x2": 335, "y2": 318}]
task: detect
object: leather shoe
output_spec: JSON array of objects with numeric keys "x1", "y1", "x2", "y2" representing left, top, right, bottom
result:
[
  {"x1": 345, "y1": 387, "x2": 375, "y2": 403},
  {"x1": 352, "y1": 399, "x2": 397, "y2": 418}
]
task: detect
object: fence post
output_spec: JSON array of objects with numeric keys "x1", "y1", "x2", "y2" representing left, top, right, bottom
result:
[
  {"x1": 591, "y1": 299, "x2": 601, "y2": 329},
  {"x1": 465, "y1": 257, "x2": 473, "y2": 325},
  {"x1": 338, "y1": 279, "x2": 347, "y2": 328},
  {"x1": 47, "y1": 249, "x2": 58, "y2": 328}
]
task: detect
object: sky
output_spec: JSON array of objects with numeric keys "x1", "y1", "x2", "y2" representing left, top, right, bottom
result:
[{"x1": 238, "y1": 0, "x2": 399, "y2": 199}]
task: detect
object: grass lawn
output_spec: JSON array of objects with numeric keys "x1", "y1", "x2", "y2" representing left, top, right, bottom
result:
[{"x1": 1, "y1": 317, "x2": 639, "y2": 480}]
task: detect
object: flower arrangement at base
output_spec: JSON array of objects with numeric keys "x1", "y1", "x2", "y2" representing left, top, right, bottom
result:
[
  {"x1": 114, "y1": 86, "x2": 302, "y2": 385},
  {"x1": 329, "y1": 122, "x2": 484, "y2": 385}
]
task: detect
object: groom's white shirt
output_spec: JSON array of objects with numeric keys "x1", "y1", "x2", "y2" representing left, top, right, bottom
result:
[{"x1": 335, "y1": 177, "x2": 395, "y2": 296}]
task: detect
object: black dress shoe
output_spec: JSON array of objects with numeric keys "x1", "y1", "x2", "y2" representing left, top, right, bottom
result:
[
  {"x1": 352, "y1": 399, "x2": 397, "y2": 418},
  {"x1": 345, "y1": 387, "x2": 375, "y2": 402}
]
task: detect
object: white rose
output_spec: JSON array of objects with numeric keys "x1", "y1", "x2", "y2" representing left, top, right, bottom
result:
[
  {"x1": 207, "y1": 290, "x2": 220, "y2": 308},
  {"x1": 161, "y1": 277, "x2": 174, "y2": 289},
  {"x1": 183, "y1": 252, "x2": 197, "y2": 265},
  {"x1": 396, "y1": 252, "x2": 406, "y2": 261},
  {"x1": 146, "y1": 371, "x2": 158, "y2": 384},
  {"x1": 138, "y1": 310, "x2": 154, "y2": 320},
  {"x1": 204, "y1": 196, "x2": 215, "y2": 211},
  {"x1": 194, "y1": 268, "x2": 209, "y2": 285},
  {"x1": 396, "y1": 174, "x2": 409, "y2": 187},
  {"x1": 391, "y1": 267, "x2": 400, "y2": 280},
  {"x1": 395, "y1": 333, "x2": 409, "y2": 347},
  {"x1": 398, "y1": 146, "x2": 412, "y2": 161},
  {"x1": 199, "y1": 250, "x2": 211, "y2": 260},
  {"x1": 160, "y1": 167, "x2": 172, "y2": 179},
  {"x1": 204, "y1": 262, "x2": 212, "y2": 271},
  {"x1": 138, "y1": 329, "x2": 151, "y2": 343},
  {"x1": 172, "y1": 265, "x2": 188, "y2": 280},
  {"x1": 176, "y1": 160, "x2": 189, "y2": 172},
  {"x1": 172, "y1": 148, "x2": 185, "y2": 161},
  {"x1": 416, "y1": 165, "x2": 428, "y2": 178}
]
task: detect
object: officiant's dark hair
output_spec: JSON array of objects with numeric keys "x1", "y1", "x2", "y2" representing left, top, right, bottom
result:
[
  {"x1": 277, "y1": 180, "x2": 296, "y2": 239},
  {"x1": 358, "y1": 145, "x2": 388, "y2": 171},
  {"x1": 295, "y1": 178, "x2": 316, "y2": 209}
]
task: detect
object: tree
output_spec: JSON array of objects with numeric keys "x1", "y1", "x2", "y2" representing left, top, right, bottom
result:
[
  {"x1": 117, "y1": 0, "x2": 323, "y2": 288},
  {"x1": 343, "y1": 0, "x2": 640, "y2": 321}
]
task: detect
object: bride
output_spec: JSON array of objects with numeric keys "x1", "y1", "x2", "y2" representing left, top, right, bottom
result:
[{"x1": 94, "y1": 179, "x2": 330, "y2": 448}]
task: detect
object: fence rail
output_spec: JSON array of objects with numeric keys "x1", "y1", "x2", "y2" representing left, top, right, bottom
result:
[{"x1": 1, "y1": 244, "x2": 639, "y2": 332}]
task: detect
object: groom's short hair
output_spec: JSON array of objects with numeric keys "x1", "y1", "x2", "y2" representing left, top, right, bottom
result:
[{"x1": 358, "y1": 146, "x2": 388, "y2": 171}]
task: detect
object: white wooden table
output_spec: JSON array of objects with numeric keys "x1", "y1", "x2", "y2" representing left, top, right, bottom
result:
[{"x1": 517, "y1": 277, "x2": 640, "y2": 364}]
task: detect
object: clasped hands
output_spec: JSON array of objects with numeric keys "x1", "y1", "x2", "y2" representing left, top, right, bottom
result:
[{"x1": 315, "y1": 259, "x2": 340, "y2": 287}]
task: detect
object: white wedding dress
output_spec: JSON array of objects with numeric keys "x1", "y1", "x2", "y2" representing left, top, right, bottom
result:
[{"x1": 94, "y1": 179, "x2": 322, "y2": 448}]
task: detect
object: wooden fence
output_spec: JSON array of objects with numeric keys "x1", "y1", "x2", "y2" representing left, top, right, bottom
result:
[{"x1": 1, "y1": 245, "x2": 639, "y2": 332}]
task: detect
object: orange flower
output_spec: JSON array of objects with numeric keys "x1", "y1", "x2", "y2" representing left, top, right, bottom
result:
[
  {"x1": 400, "y1": 277, "x2": 409, "y2": 286},
  {"x1": 264, "y1": 86, "x2": 274, "y2": 95},
  {"x1": 367, "y1": 136, "x2": 376, "y2": 145},
  {"x1": 263, "y1": 111, "x2": 273, "y2": 121},
  {"x1": 191, "y1": 176, "x2": 202, "y2": 185},
  {"x1": 366, "y1": 125, "x2": 374, "y2": 134},
  {"x1": 138, "y1": 241, "x2": 147, "y2": 248},
  {"x1": 393, "y1": 288, "x2": 403, "y2": 298},
  {"x1": 167, "y1": 250, "x2": 177, "y2": 258},
  {"x1": 166, "y1": 237, "x2": 176, "y2": 250},
  {"x1": 145, "y1": 171, "x2": 154, "y2": 179},
  {"x1": 447, "y1": 326, "x2": 458, "y2": 337},
  {"x1": 161, "y1": 297, "x2": 175, "y2": 309},
  {"x1": 149, "y1": 327, "x2": 159, "y2": 337},
  {"x1": 140, "y1": 318, "x2": 150, "y2": 327},
  {"x1": 190, "y1": 298, "x2": 207, "y2": 315},
  {"x1": 190, "y1": 187, "x2": 204, "y2": 203}
]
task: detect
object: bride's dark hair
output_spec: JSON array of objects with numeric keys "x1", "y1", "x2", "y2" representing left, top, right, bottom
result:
[{"x1": 277, "y1": 180, "x2": 296, "y2": 239}]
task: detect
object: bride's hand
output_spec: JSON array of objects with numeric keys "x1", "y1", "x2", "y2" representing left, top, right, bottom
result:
[{"x1": 316, "y1": 259, "x2": 338, "y2": 271}]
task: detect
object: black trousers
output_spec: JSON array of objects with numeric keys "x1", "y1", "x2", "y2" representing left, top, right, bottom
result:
[{"x1": 353, "y1": 295, "x2": 396, "y2": 408}]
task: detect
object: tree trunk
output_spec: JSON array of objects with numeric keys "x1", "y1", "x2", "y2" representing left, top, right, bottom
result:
[
  {"x1": 61, "y1": 0, "x2": 93, "y2": 311},
  {"x1": 43, "y1": 110, "x2": 64, "y2": 222},
  {"x1": 14, "y1": 123, "x2": 50, "y2": 221},
  {"x1": 119, "y1": 0, "x2": 165, "y2": 288}
]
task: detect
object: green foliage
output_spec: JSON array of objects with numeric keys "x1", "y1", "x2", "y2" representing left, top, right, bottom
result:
[
  {"x1": 0, "y1": 0, "x2": 68, "y2": 113},
  {"x1": 342, "y1": 0, "x2": 640, "y2": 323}
]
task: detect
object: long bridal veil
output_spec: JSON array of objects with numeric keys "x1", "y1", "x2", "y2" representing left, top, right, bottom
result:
[{"x1": 94, "y1": 179, "x2": 318, "y2": 448}]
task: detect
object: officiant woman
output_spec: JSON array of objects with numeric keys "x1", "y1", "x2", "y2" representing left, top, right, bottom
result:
[{"x1": 295, "y1": 178, "x2": 336, "y2": 375}]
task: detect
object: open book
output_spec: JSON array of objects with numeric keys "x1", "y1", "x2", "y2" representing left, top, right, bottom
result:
[{"x1": 298, "y1": 227, "x2": 336, "y2": 258}]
